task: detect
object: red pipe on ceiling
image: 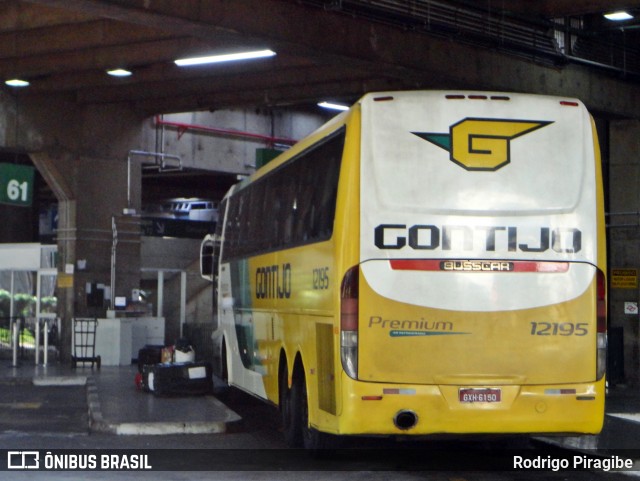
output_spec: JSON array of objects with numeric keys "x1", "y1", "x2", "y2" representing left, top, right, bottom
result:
[{"x1": 154, "y1": 115, "x2": 298, "y2": 147}]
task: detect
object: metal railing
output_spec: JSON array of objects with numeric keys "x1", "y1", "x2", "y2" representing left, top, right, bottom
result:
[
  {"x1": 0, "y1": 317, "x2": 59, "y2": 366},
  {"x1": 303, "y1": 0, "x2": 640, "y2": 78}
]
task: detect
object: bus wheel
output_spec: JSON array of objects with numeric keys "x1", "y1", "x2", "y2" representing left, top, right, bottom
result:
[
  {"x1": 220, "y1": 340, "x2": 229, "y2": 385},
  {"x1": 215, "y1": 340, "x2": 230, "y2": 399},
  {"x1": 296, "y1": 373, "x2": 335, "y2": 451},
  {"x1": 281, "y1": 371, "x2": 303, "y2": 447},
  {"x1": 283, "y1": 367, "x2": 336, "y2": 450}
]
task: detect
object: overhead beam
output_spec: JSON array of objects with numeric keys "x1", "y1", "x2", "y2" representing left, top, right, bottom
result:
[
  {"x1": 73, "y1": 64, "x2": 389, "y2": 105},
  {"x1": 146, "y1": 0, "x2": 640, "y2": 118},
  {"x1": 0, "y1": 36, "x2": 200, "y2": 77},
  {"x1": 131, "y1": 75, "x2": 410, "y2": 115},
  {"x1": 504, "y1": 0, "x2": 640, "y2": 17},
  {"x1": 0, "y1": 2, "x2": 96, "y2": 32},
  {"x1": 19, "y1": 0, "x2": 253, "y2": 48},
  {"x1": 16, "y1": 0, "x2": 640, "y2": 118},
  {"x1": 19, "y1": 0, "x2": 427, "y2": 82},
  {"x1": 0, "y1": 20, "x2": 176, "y2": 59},
  {"x1": 26, "y1": 53, "x2": 317, "y2": 93}
]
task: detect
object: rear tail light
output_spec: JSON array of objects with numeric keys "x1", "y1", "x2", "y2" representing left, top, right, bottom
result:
[
  {"x1": 340, "y1": 266, "x2": 359, "y2": 379},
  {"x1": 596, "y1": 269, "x2": 607, "y2": 381}
]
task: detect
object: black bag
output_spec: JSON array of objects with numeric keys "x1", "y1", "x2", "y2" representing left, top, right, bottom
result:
[
  {"x1": 137, "y1": 344, "x2": 164, "y2": 373},
  {"x1": 147, "y1": 361, "x2": 213, "y2": 396}
]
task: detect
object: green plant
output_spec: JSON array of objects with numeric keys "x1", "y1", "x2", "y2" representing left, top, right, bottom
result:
[
  {"x1": 41, "y1": 296, "x2": 58, "y2": 313},
  {"x1": 0, "y1": 289, "x2": 9, "y2": 318},
  {"x1": 13, "y1": 293, "x2": 36, "y2": 317}
]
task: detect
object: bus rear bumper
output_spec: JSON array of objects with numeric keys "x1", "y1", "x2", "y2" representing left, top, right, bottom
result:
[{"x1": 333, "y1": 380, "x2": 605, "y2": 436}]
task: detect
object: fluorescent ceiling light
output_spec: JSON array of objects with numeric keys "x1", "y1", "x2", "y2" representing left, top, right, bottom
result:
[
  {"x1": 175, "y1": 49, "x2": 276, "y2": 67},
  {"x1": 318, "y1": 101, "x2": 349, "y2": 111},
  {"x1": 604, "y1": 11, "x2": 633, "y2": 21},
  {"x1": 5, "y1": 79, "x2": 29, "y2": 87},
  {"x1": 107, "y1": 68, "x2": 132, "y2": 77}
]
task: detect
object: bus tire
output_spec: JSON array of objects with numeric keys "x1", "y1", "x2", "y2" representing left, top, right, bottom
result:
[
  {"x1": 281, "y1": 371, "x2": 303, "y2": 447},
  {"x1": 282, "y1": 367, "x2": 336, "y2": 451},
  {"x1": 298, "y1": 374, "x2": 335, "y2": 451},
  {"x1": 220, "y1": 340, "x2": 229, "y2": 384},
  {"x1": 215, "y1": 340, "x2": 230, "y2": 399}
]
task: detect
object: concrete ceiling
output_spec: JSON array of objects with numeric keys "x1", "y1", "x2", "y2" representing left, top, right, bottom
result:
[{"x1": 2, "y1": 0, "x2": 640, "y2": 115}]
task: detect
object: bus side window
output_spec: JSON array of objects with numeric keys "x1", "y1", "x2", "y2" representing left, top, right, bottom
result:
[
  {"x1": 282, "y1": 180, "x2": 296, "y2": 246},
  {"x1": 221, "y1": 127, "x2": 345, "y2": 260}
]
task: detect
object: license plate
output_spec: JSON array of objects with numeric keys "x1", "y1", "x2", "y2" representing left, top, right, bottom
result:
[{"x1": 459, "y1": 388, "x2": 501, "y2": 403}]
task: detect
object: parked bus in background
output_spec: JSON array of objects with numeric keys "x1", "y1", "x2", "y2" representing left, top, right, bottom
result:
[{"x1": 201, "y1": 90, "x2": 607, "y2": 449}]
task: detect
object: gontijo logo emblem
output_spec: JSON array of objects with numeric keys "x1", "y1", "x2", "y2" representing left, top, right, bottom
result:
[{"x1": 413, "y1": 118, "x2": 553, "y2": 171}]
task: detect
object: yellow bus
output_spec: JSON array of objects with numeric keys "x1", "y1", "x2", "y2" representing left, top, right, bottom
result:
[{"x1": 201, "y1": 90, "x2": 607, "y2": 449}]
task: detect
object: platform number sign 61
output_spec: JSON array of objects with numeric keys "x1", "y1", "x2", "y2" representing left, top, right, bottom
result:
[{"x1": 0, "y1": 163, "x2": 34, "y2": 207}]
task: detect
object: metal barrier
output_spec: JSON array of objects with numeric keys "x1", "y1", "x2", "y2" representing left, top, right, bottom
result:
[
  {"x1": 11, "y1": 317, "x2": 20, "y2": 367},
  {"x1": 0, "y1": 317, "x2": 13, "y2": 353},
  {"x1": 0, "y1": 317, "x2": 25, "y2": 366},
  {"x1": 0, "y1": 316, "x2": 59, "y2": 366},
  {"x1": 34, "y1": 317, "x2": 58, "y2": 366}
]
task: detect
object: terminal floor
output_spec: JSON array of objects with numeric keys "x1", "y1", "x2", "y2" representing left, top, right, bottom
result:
[{"x1": 0, "y1": 362, "x2": 240, "y2": 436}]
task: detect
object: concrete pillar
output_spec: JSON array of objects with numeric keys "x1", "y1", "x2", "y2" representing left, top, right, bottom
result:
[
  {"x1": 609, "y1": 119, "x2": 640, "y2": 385},
  {"x1": 20, "y1": 100, "x2": 147, "y2": 363},
  {"x1": 55, "y1": 198, "x2": 76, "y2": 362},
  {"x1": 30, "y1": 152, "x2": 75, "y2": 361},
  {"x1": 30, "y1": 150, "x2": 140, "y2": 361}
]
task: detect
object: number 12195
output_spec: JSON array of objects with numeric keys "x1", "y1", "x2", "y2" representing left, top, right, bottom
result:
[{"x1": 530, "y1": 322, "x2": 588, "y2": 336}]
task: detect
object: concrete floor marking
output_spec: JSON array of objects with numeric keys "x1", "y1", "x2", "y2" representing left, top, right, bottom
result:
[
  {"x1": 0, "y1": 402, "x2": 42, "y2": 409},
  {"x1": 608, "y1": 413, "x2": 640, "y2": 423}
]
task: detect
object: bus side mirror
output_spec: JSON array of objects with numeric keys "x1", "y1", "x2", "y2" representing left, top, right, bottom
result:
[{"x1": 200, "y1": 235, "x2": 220, "y2": 282}]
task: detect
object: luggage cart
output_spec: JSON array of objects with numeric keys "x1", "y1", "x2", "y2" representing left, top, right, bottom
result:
[{"x1": 71, "y1": 317, "x2": 101, "y2": 369}]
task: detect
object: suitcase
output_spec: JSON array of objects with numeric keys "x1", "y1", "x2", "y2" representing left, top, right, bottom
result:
[
  {"x1": 137, "y1": 345, "x2": 164, "y2": 373},
  {"x1": 140, "y1": 364, "x2": 154, "y2": 392},
  {"x1": 147, "y1": 361, "x2": 213, "y2": 396}
]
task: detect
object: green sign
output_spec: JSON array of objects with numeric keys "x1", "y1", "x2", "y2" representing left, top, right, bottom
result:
[{"x1": 0, "y1": 163, "x2": 34, "y2": 207}]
